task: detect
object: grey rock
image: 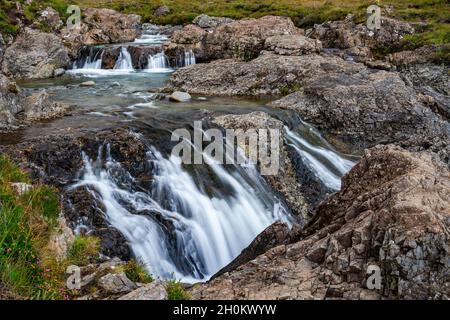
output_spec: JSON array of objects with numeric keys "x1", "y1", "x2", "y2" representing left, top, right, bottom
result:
[
  {"x1": 2, "y1": 28, "x2": 70, "y2": 80},
  {"x1": 98, "y1": 272, "x2": 137, "y2": 294},
  {"x1": 169, "y1": 91, "x2": 191, "y2": 102},
  {"x1": 118, "y1": 281, "x2": 167, "y2": 300},
  {"x1": 193, "y1": 14, "x2": 234, "y2": 29},
  {"x1": 154, "y1": 5, "x2": 170, "y2": 17},
  {"x1": 80, "y1": 81, "x2": 96, "y2": 87},
  {"x1": 53, "y1": 68, "x2": 65, "y2": 77},
  {"x1": 264, "y1": 35, "x2": 322, "y2": 55}
]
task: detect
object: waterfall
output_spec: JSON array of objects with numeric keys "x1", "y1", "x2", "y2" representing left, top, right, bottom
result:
[
  {"x1": 184, "y1": 50, "x2": 196, "y2": 66},
  {"x1": 134, "y1": 34, "x2": 169, "y2": 44},
  {"x1": 284, "y1": 126, "x2": 356, "y2": 190},
  {"x1": 146, "y1": 52, "x2": 172, "y2": 72},
  {"x1": 72, "y1": 46, "x2": 103, "y2": 70},
  {"x1": 72, "y1": 138, "x2": 291, "y2": 283},
  {"x1": 114, "y1": 47, "x2": 134, "y2": 70}
]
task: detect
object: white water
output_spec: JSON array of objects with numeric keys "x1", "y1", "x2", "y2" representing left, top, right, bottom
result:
[
  {"x1": 134, "y1": 34, "x2": 169, "y2": 44},
  {"x1": 285, "y1": 126, "x2": 356, "y2": 190},
  {"x1": 114, "y1": 47, "x2": 134, "y2": 70},
  {"x1": 73, "y1": 141, "x2": 290, "y2": 282},
  {"x1": 184, "y1": 50, "x2": 196, "y2": 66},
  {"x1": 146, "y1": 52, "x2": 172, "y2": 73}
]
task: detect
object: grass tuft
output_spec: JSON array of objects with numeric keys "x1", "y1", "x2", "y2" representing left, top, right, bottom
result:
[{"x1": 166, "y1": 279, "x2": 191, "y2": 300}]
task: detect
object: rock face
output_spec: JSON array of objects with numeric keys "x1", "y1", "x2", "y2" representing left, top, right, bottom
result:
[
  {"x1": 308, "y1": 15, "x2": 415, "y2": 58},
  {"x1": 169, "y1": 15, "x2": 302, "y2": 62},
  {"x1": 264, "y1": 35, "x2": 322, "y2": 55},
  {"x1": 2, "y1": 28, "x2": 70, "y2": 80},
  {"x1": 212, "y1": 111, "x2": 309, "y2": 219},
  {"x1": 193, "y1": 14, "x2": 234, "y2": 29},
  {"x1": 190, "y1": 145, "x2": 450, "y2": 300},
  {"x1": 269, "y1": 70, "x2": 450, "y2": 166},
  {"x1": 60, "y1": 8, "x2": 141, "y2": 58},
  {"x1": 166, "y1": 53, "x2": 365, "y2": 96}
]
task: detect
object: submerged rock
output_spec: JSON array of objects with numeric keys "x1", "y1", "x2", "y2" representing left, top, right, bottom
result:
[
  {"x1": 2, "y1": 28, "x2": 70, "y2": 80},
  {"x1": 191, "y1": 145, "x2": 450, "y2": 300}
]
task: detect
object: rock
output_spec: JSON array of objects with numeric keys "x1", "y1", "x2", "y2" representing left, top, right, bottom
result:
[
  {"x1": 2, "y1": 28, "x2": 70, "y2": 80},
  {"x1": 98, "y1": 272, "x2": 137, "y2": 294},
  {"x1": 118, "y1": 281, "x2": 167, "y2": 300},
  {"x1": 22, "y1": 90, "x2": 69, "y2": 121},
  {"x1": 60, "y1": 8, "x2": 141, "y2": 58},
  {"x1": 269, "y1": 70, "x2": 450, "y2": 166},
  {"x1": 37, "y1": 7, "x2": 63, "y2": 31},
  {"x1": 53, "y1": 68, "x2": 65, "y2": 77},
  {"x1": 308, "y1": 15, "x2": 415, "y2": 58},
  {"x1": 11, "y1": 182, "x2": 32, "y2": 195},
  {"x1": 166, "y1": 52, "x2": 365, "y2": 96},
  {"x1": 80, "y1": 81, "x2": 96, "y2": 87},
  {"x1": 46, "y1": 216, "x2": 75, "y2": 261},
  {"x1": 170, "y1": 15, "x2": 302, "y2": 62},
  {"x1": 190, "y1": 145, "x2": 450, "y2": 299},
  {"x1": 0, "y1": 73, "x2": 22, "y2": 130},
  {"x1": 264, "y1": 35, "x2": 322, "y2": 55},
  {"x1": 169, "y1": 91, "x2": 191, "y2": 102},
  {"x1": 154, "y1": 5, "x2": 170, "y2": 17},
  {"x1": 213, "y1": 112, "x2": 309, "y2": 218},
  {"x1": 193, "y1": 14, "x2": 234, "y2": 29},
  {"x1": 0, "y1": 34, "x2": 5, "y2": 60}
]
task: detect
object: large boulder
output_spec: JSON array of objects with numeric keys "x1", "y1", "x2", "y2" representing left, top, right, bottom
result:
[
  {"x1": 193, "y1": 14, "x2": 234, "y2": 29},
  {"x1": 308, "y1": 15, "x2": 415, "y2": 58},
  {"x1": 169, "y1": 15, "x2": 302, "y2": 62},
  {"x1": 269, "y1": 70, "x2": 450, "y2": 167},
  {"x1": 60, "y1": 8, "x2": 141, "y2": 58},
  {"x1": 21, "y1": 90, "x2": 69, "y2": 121},
  {"x1": 165, "y1": 52, "x2": 365, "y2": 96},
  {"x1": 264, "y1": 35, "x2": 322, "y2": 55},
  {"x1": 190, "y1": 145, "x2": 450, "y2": 299},
  {"x1": 2, "y1": 28, "x2": 70, "y2": 80}
]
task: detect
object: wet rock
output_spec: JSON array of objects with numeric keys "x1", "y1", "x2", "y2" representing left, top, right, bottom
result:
[
  {"x1": 166, "y1": 53, "x2": 365, "y2": 96},
  {"x1": 169, "y1": 91, "x2": 191, "y2": 102},
  {"x1": 80, "y1": 81, "x2": 96, "y2": 87},
  {"x1": 269, "y1": 70, "x2": 450, "y2": 166},
  {"x1": 118, "y1": 281, "x2": 167, "y2": 300},
  {"x1": 190, "y1": 145, "x2": 450, "y2": 299},
  {"x1": 0, "y1": 73, "x2": 22, "y2": 130},
  {"x1": 2, "y1": 28, "x2": 70, "y2": 80},
  {"x1": 193, "y1": 14, "x2": 234, "y2": 29},
  {"x1": 53, "y1": 68, "x2": 65, "y2": 77},
  {"x1": 213, "y1": 111, "x2": 309, "y2": 219},
  {"x1": 22, "y1": 90, "x2": 69, "y2": 121},
  {"x1": 98, "y1": 272, "x2": 137, "y2": 294},
  {"x1": 264, "y1": 35, "x2": 321, "y2": 55}
]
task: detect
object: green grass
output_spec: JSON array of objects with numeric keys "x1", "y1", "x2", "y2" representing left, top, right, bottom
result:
[
  {"x1": 66, "y1": 235, "x2": 99, "y2": 266},
  {"x1": 166, "y1": 279, "x2": 191, "y2": 300},
  {"x1": 123, "y1": 259, "x2": 153, "y2": 284}
]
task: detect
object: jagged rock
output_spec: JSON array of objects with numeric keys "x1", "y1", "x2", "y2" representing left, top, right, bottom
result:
[
  {"x1": 2, "y1": 28, "x2": 70, "y2": 80},
  {"x1": 193, "y1": 14, "x2": 234, "y2": 29},
  {"x1": 308, "y1": 15, "x2": 415, "y2": 58},
  {"x1": 154, "y1": 5, "x2": 170, "y2": 17},
  {"x1": 170, "y1": 16, "x2": 302, "y2": 62},
  {"x1": 118, "y1": 281, "x2": 167, "y2": 300},
  {"x1": 264, "y1": 35, "x2": 321, "y2": 55},
  {"x1": 190, "y1": 145, "x2": 450, "y2": 299},
  {"x1": 213, "y1": 112, "x2": 309, "y2": 219},
  {"x1": 269, "y1": 70, "x2": 450, "y2": 166},
  {"x1": 60, "y1": 8, "x2": 141, "y2": 58},
  {"x1": 169, "y1": 91, "x2": 191, "y2": 102},
  {"x1": 98, "y1": 272, "x2": 137, "y2": 294},
  {"x1": 166, "y1": 53, "x2": 365, "y2": 96},
  {"x1": 22, "y1": 90, "x2": 69, "y2": 121}
]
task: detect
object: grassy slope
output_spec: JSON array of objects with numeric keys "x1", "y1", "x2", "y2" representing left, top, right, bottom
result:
[{"x1": 0, "y1": 0, "x2": 448, "y2": 50}]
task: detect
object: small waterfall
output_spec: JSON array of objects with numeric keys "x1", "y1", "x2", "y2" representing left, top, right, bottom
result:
[
  {"x1": 72, "y1": 46, "x2": 103, "y2": 70},
  {"x1": 184, "y1": 50, "x2": 196, "y2": 66},
  {"x1": 146, "y1": 52, "x2": 171, "y2": 72},
  {"x1": 134, "y1": 34, "x2": 169, "y2": 44},
  {"x1": 114, "y1": 47, "x2": 134, "y2": 70},
  {"x1": 284, "y1": 126, "x2": 356, "y2": 190},
  {"x1": 73, "y1": 138, "x2": 291, "y2": 282}
]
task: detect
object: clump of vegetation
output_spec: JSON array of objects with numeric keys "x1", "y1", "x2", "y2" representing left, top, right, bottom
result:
[
  {"x1": 66, "y1": 235, "x2": 99, "y2": 266},
  {"x1": 166, "y1": 279, "x2": 191, "y2": 300},
  {"x1": 122, "y1": 259, "x2": 153, "y2": 284}
]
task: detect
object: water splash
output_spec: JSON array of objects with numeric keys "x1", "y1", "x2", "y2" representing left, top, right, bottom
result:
[
  {"x1": 146, "y1": 52, "x2": 172, "y2": 73},
  {"x1": 114, "y1": 47, "x2": 134, "y2": 70}
]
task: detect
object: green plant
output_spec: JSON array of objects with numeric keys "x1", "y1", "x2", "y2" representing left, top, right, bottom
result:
[
  {"x1": 67, "y1": 235, "x2": 99, "y2": 266},
  {"x1": 166, "y1": 279, "x2": 191, "y2": 300},
  {"x1": 123, "y1": 259, "x2": 153, "y2": 283}
]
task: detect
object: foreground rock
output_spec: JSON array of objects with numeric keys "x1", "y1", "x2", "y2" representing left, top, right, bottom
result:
[
  {"x1": 2, "y1": 28, "x2": 70, "y2": 80},
  {"x1": 168, "y1": 15, "x2": 302, "y2": 62},
  {"x1": 118, "y1": 281, "x2": 167, "y2": 300},
  {"x1": 165, "y1": 53, "x2": 365, "y2": 96},
  {"x1": 269, "y1": 70, "x2": 450, "y2": 166},
  {"x1": 213, "y1": 111, "x2": 309, "y2": 219},
  {"x1": 191, "y1": 145, "x2": 450, "y2": 299}
]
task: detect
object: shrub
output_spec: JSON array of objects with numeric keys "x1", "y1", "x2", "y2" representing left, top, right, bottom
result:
[{"x1": 166, "y1": 279, "x2": 191, "y2": 300}]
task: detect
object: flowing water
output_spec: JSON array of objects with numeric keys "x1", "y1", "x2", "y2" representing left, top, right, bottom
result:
[{"x1": 2, "y1": 34, "x2": 359, "y2": 282}]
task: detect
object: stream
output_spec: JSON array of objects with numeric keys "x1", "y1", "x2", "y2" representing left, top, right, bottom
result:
[{"x1": 1, "y1": 32, "x2": 358, "y2": 283}]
